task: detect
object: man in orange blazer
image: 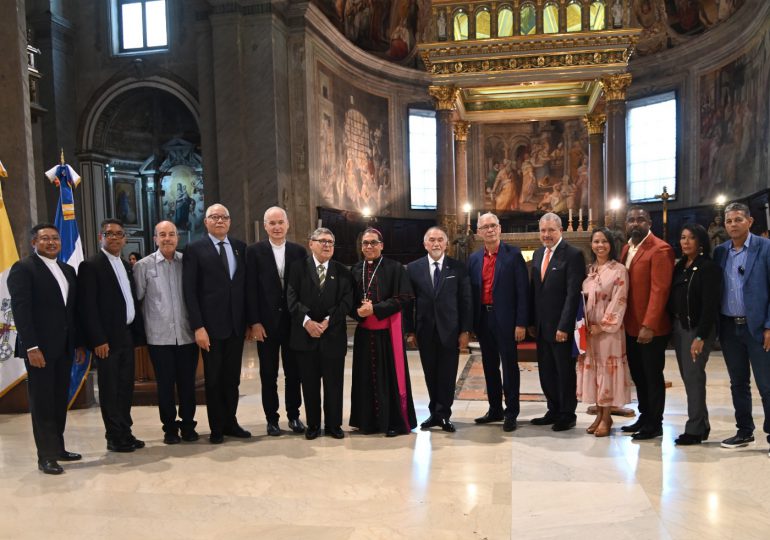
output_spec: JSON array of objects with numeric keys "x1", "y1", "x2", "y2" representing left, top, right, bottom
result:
[{"x1": 620, "y1": 207, "x2": 674, "y2": 440}]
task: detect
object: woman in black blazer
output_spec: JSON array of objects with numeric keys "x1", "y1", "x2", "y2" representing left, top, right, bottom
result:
[{"x1": 668, "y1": 223, "x2": 721, "y2": 445}]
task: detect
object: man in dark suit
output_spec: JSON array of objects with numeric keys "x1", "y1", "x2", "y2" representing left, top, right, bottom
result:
[
  {"x1": 467, "y1": 212, "x2": 529, "y2": 432},
  {"x1": 183, "y1": 203, "x2": 250, "y2": 444},
  {"x1": 529, "y1": 213, "x2": 586, "y2": 432},
  {"x1": 405, "y1": 226, "x2": 472, "y2": 433},
  {"x1": 78, "y1": 218, "x2": 144, "y2": 453},
  {"x1": 713, "y1": 202, "x2": 770, "y2": 454},
  {"x1": 246, "y1": 206, "x2": 307, "y2": 436},
  {"x1": 286, "y1": 227, "x2": 353, "y2": 440},
  {"x1": 8, "y1": 223, "x2": 83, "y2": 474}
]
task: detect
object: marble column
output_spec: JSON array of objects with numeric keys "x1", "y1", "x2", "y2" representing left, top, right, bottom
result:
[
  {"x1": 453, "y1": 121, "x2": 470, "y2": 233},
  {"x1": 601, "y1": 74, "x2": 632, "y2": 208},
  {"x1": 0, "y1": 0, "x2": 36, "y2": 256},
  {"x1": 584, "y1": 113, "x2": 606, "y2": 228},
  {"x1": 428, "y1": 86, "x2": 459, "y2": 239}
]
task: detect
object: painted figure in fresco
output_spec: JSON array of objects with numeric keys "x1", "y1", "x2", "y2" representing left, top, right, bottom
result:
[
  {"x1": 549, "y1": 142, "x2": 565, "y2": 180},
  {"x1": 519, "y1": 153, "x2": 537, "y2": 206},
  {"x1": 568, "y1": 140, "x2": 585, "y2": 183},
  {"x1": 174, "y1": 183, "x2": 192, "y2": 230},
  {"x1": 492, "y1": 159, "x2": 518, "y2": 212}
]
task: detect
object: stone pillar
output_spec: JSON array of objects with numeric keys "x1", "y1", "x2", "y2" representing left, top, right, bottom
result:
[
  {"x1": 0, "y1": 0, "x2": 36, "y2": 256},
  {"x1": 584, "y1": 113, "x2": 606, "y2": 228},
  {"x1": 453, "y1": 121, "x2": 470, "y2": 232},
  {"x1": 601, "y1": 74, "x2": 632, "y2": 209},
  {"x1": 428, "y1": 86, "x2": 459, "y2": 239}
]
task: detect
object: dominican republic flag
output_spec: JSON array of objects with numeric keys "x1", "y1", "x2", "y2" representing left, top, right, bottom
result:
[
  {"x1": 45, "y1": 161, "x2": 91, "y2": 407},
  {"x1": 572, "y1": 295, "x2": 587, "y2": 357}
]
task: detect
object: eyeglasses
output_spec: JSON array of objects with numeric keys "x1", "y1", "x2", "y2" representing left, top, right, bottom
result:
[
  {"x1": 207, "y1": 214, "x2": 231, "y2": 222},
  {"x1": 313, "y1": 239, "x2": 335, "y2": 247},
  {"x1": 361, "y1": 240, "x2": 382, "y2": 247},
  {"x1": 477, "y1": 224, "x2": 498, "y2": 231},
  {"x1": 103, "y1": 231, "x2": 126, "y2": 239},
  {"x1": 36, "y1": 236, "x2": 61, "y2": 243}
]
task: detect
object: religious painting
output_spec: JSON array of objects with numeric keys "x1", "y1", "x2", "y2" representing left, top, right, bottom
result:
[
  {"x1": 110, "y1": 176, "x2": 142, "y2": 229},
  {"x1": 664, "y1": 0, "x2": 744, "y2": 34},
  {"x1": 160, "y1": 165, "x2": 205, "y2": 247},
  {"x1": 698, "y1": 28, "x2": 770, "y2": 203},
  {"x1": 481, "y1": 120, "x2": 588, "y2": 214},
  {"x1": 315, "y1": 63, "x2": 392, "y2": 215}
]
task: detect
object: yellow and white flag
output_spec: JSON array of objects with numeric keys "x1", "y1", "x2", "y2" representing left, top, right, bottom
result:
[{"x1": 0, "y1": 163, "x2": 25, "y2": 398}]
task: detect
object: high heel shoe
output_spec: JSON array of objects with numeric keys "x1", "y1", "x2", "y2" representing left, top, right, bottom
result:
[
  {"x1": 586, "y1": 409, "x2": 602, "y2": 434},
  {"x1": 594, "y1": 414, "x2": 613, "y2": 437}
]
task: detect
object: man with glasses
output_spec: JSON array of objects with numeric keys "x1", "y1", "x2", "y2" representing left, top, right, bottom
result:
[
  {"x1": 713, "y1": 202, "x2": 770, "y2": 454},
  {"x1": 183, "y1": 204, "x2": 250, "y2": 444},
  {"x1": 286, "y1": 228, "x2": 353, "y2": 439},
  {"x1": 467, "y1": 213, "x2": 529, "y2": 432},
  {"x1": 78, "y1": 219, "x2": 145, "y2": 452},
  {"x1": 245, "y1": 206, "x2": 307, "y2": 436},
  {"x1": 9, "y1": 223, "x2": 83, "y2": 473}
]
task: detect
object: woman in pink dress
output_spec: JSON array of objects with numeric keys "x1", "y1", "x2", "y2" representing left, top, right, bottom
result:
[{"x1": 577, "y1": 228, "x2": 632, "y2": 437}]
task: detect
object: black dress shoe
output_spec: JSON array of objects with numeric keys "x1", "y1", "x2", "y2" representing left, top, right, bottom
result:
[
  {"x1": 163, "y1": 432, "x2": 182, "y2": 445},
  {"x1": 38, "y1": 459, "x2": 64, "y2": 475},
  {"x1": 552, "y1": 420, "x2": 577, "y2": 432},
  {"x1": 475, "y1": 411, "x2": 505, "y2": 424},
  {"x1": 128, "y1": 436, "x2": 145, "y2": 449},
  {"x1": 58, "y1": 451, "x2": 82, "y2": 461},
  {"x1": 107, "y1": 441, "x2": 135, "y2": 453},
  {"x1": 620, "y1": 420, "x2": 643, "y2": 433},
  {"x1": 181, "y1": 429, "x2": 200, "y2": 442},
  {"x1": 305, "y1": 426, "x2": 321, "y2": 440},
  {"x1": 530, "y1": 415, "x2": 557, "y2": 426},
  {"x1": 224, "y1": 425, "x2": 252, "y2": 438},
  {"x1": 632, "y1": 428, "x2": 663, "y2": 441},
  {"x1": 325, "y1": 426, "x2": 344, "y2": 439},
  {"x1": 503, "y1": 418, "x2": 518, "y2": 432},
  {"x1": 440, "y1": 419, "x2": 456, "y2": 433},
  {"x1": 209, "y1": 433, "x2": 224, "y2": 444},
  {"x1": 266, "y1": 422, "x2": 281, "y2": 437},
  {"x1": 288, "y1": 418, "x2": 306, "y2": 434},
  {"x1": 674, "y1": 433, "x2": 702, "y2": 446},
  {"x1": 420, "y1": 415, "x2": 440, "y2": 430}
]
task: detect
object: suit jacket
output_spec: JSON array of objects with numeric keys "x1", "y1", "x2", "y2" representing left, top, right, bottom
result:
[
  {"x1": 530, "y1": 240, "x2": 586, "y2": 342},
  {"x1": 8, "y1": 255, "x2": 78, "y2": 360},
  {"x1": 620, "y1": 232, "x2": 675, "y2": 337},
  {"x1": 713, "y1": 233, "x2": 770, "y2": 343},
  {"x1": 245, "y1": 240, "x2": 307, "y2": 337},
  {"x1": 467, "y1": 241, "x2": 529, "y2": 354},
  {"x1": 182, "y1": 236, "x2": 247, "y2": 340},
  {"x1": 286, "y1": 257, "x2": 353, "y2": 358},
  {"x1": 78, "y1": 251, "x2": 143, "y2": 349},
  {"x1": 405, "y1": 255, "x2": 472, "y2": 349}
]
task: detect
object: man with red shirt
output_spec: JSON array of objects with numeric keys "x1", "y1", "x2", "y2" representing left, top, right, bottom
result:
[{"x1": 467, "y1": 213, "x2": 529, "y2": 431}]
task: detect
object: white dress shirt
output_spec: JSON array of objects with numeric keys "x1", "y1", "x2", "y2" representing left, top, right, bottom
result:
[
  {"x1": 37, "y1": 253, "x2": 69, "y2": 304},
  {"x1": 270, "y1": 240, "x2": 286, "y2": 287}
]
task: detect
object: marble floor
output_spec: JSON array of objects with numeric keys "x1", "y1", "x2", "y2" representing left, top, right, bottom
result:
[{"x1": 2, "y1": 344, "x2": 770, "y2": 540}]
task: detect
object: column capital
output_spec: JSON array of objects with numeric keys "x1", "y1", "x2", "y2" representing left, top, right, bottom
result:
[
  {"x1": 453, "y1": 120, "x2": 471, "y2": 142},
  {"x1": 583, "y1": 113, "x2": 606, "y2": 135},
  {"x1": 429, "y1": 85, "x2": 460, "y2": 111},
  {"x1": 600, "y1": 73, "x2": 632, "y2": 101}
]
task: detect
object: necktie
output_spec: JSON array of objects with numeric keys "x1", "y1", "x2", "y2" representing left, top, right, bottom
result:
[
  {"x1": 218, "y1": 241, "x2": 231, "y2": 279},
  {"x1": 541, "y1": 248, "x2": 551, "y2": 281},
  {"x1": 433, "y1": 261, "x2": 441, "y2": 290},
  {"x1": 317, "y1": 264, "x2": 326, "y2": 287}
]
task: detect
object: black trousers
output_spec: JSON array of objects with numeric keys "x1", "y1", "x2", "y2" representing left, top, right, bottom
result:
[
  {"x1": 418, "y1": 330, "x2": 460, "y2": 420},
  {"x1": 477, "y1": 310, "x2": 520, "y2": 420},
  {"x1": 297, "y1": 349, "x2": 345, "y2": 428},
  {"x1": 148, "y1": 343, "x2": 198, "y2": 433},
  {"x1": 536, "y1": 338, "x2": 577, "y2": 423},
  {"x1": 257, "y1": 333, "x2": 302, "y2": 423},
  {"x1": 626, "y1": 333, "x2": 669, "y2": 431},
  {"x1": 96, "y1": 343, "x2": 135, "y2": 444},
  {"x1": 25, "y1": 353, "x2": 73, "y2": 460},
  {"x1": 202, "y1": 333, "x2": 244, "y2": 436}
]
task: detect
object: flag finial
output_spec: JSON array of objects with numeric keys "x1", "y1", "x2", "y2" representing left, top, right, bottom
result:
[{"x1": 60, "y1": 148, "x2": 65, "y2": 166}]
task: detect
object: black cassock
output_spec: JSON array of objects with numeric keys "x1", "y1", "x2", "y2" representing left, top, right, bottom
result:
[{"x1": 349, "y1": 256, "x2": 417, "y2": 433}]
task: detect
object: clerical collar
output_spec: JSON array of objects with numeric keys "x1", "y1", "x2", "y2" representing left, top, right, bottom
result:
[
  {"x1": 269, "y1": 239, "x2": 286, "y2": 248},
  {"x1": 366, "y1": 256, "x2": 382, "y2": 265}
]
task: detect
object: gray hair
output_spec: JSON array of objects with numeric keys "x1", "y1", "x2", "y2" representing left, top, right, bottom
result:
[
  {"x1": 310, "y1": 227, "x2": 335, "y2": 242},
  {"x1": 423, "y1": 226, "x2": 448, "y2": 243},
  {"x1": 725, "y1": 202, "x2": 750, "y2": 218},
  {"x1": 205, "y1": 203, "x2": 230, "y2": 218},
  {"x1": 264, "y1": 206, "x2": 288, "y2": 222},
  {"x1": 539, "y1": 212, "x2": 562, "y2": 228},
  {"x1": 478, "y1": 212, "x2": 499, "y2": 225}
]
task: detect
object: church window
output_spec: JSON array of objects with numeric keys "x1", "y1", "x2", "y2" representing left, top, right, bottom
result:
[
  {"x1": 498, "y1": 7, "x2": 513, "y2": 37},
  {"x1": 520, "y1": 3, "x2": 536, "y2": 36},
  {"x1": 117, "y1": 0, "x2": 168, "y2": 52},
  {"x1": 476, "y1": 9, "x2": 491, "y2": 39},
  {"x1": 454, "y1": 11, "x2": 469, "y2": 41},
  {"x1": 408, "y1": 109, "x2": 437, "y2": 210},
  {"x1": 566, "y1": 1, "x2": 583, "y2": 32},
  {"x1": 543, "y1": 2, "x2": 560, "y2": 34},
  {"x1": 626, "y1": 92, "x2": 678, "y2": 203},
  {"x1": 590, "y1": 1, "x2": 607, "y2": 30}
]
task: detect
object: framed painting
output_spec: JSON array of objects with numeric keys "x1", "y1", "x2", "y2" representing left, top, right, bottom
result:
[{"x1": 110, "y1": 176, "x2": 143, "y2": 230}]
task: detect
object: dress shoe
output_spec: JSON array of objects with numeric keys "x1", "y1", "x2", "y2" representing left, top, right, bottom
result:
[
  {"x1": 325, "y1": 426, "x2": 344, "y2": 439},
  {"x1": 620, "y1": 420, "x2": 643, "y2": 434},
  {"x1": 181, "y1": 429, "x2": 200, "y2": 442},
  {"x1": 38, "y1": 459, "x2": 64, "y2": 475},
  {"x1": 266, "y1": 422, "x2": 281, "y2": 437},
  {"x1": 288, "y1": 418, "x2": 306, "y2": 434},
  {"x1": 586, "y1": 415, "x2": 602, "y2": 434},
  {"x1": 720, "y1": 433, "x2": 754, "y2": 448},
  {"x1": 58, "y1": 451, "x2": 82, "y2": 461},
  {"x1": 632, "y1": 428, "x2": 663, "y2": 441},
  {"x1": 163, "y1": 432, "x2": 181, "y2": 445},
  {"x1": 107, "y1": 441, "x2": 135, "y2": 453},
  {"x1": 305, "y1": 426, "x2": 321, "y2": 440},
  {"x1": 552, "y1": 420, "x2": 577, "y2": 432},
  {"x1": 530, "y1": 415, "x2": 557, "y2": 426},
  {"x1": 128, "y1": 436, "x2": 145, "y2": 449},
  {"x1": 386, "y1": 428, "x2": 409, "y2": 437},
  {"x1": 440, "y1": 419, "x2": 456, "y2": 433},
  {"x1": 503, "y1": 418, "x2": 517, "y2": 432},
  {"x1": 420, "y1": 415, "x2": 440, "y2": 430},
  {"x1": 594, "y1": 419, "x2": 613, "y2": 438},
  {"x1": 224, "y1": 425, "x2": 252, "y2": 438},
  {"x1": 209, "y1": 433, "x2": 224, "y2": 444},
  {"x1": 475, "y1": 410, "x2": 505, "y2": 424},
  {"x1": 674, "y1": 433, "x2": 703, "y2": 446}
]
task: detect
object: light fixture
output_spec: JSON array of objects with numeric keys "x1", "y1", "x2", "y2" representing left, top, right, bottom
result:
[
  {"x1": 609, "y1": 198, "x2": 622, "y2": 211},
  {"x1": 462, "y1": 202, "x2": 471, "y2": 213},
  {"x1": 715, "y1": 195, "x2": 726, "y2": 206}
]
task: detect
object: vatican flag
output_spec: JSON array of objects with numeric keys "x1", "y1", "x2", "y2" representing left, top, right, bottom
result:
[{"x1": 0, "y1": 162, "x2": 26, "y2": 398}]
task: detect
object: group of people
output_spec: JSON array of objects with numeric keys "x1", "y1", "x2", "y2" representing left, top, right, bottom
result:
[{"x1": 8, "y1": 200, "x2": 770, "y2": 476}]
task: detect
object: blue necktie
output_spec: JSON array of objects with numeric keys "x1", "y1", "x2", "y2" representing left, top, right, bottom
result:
[{"x1": 433, "y1": 261, "x2": 441, "y2": 291}]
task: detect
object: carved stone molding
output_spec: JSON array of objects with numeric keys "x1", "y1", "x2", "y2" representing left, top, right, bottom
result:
[
  {"x1": 422, "y1": 50, "x2": 630, "y2": 75},
  {"x1": 429, "y1": 85, "x2": 460, "y2": 111},
  {"x1": 600, "y1": 73, "x2": 632, "y2": 101},
  {"x1": 583, "y1": 113, "x2": 607, "y2": 135},
  {"x1": 453, "y1": 121, "x2": 470, "y2": 141}
]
